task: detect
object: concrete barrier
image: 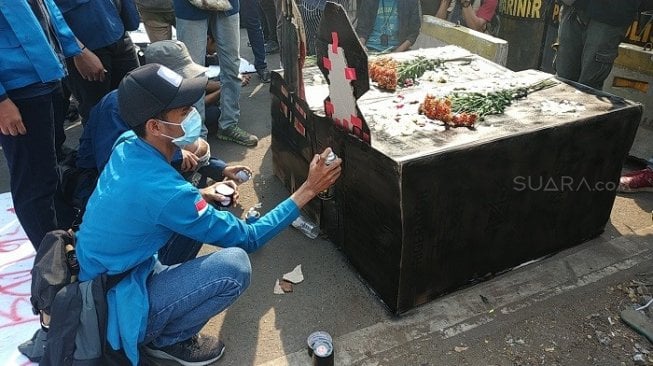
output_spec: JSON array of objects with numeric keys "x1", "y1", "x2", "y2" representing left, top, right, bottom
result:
[{"x1": 415, "y1": 15, "x2": 508, "y2": 66}]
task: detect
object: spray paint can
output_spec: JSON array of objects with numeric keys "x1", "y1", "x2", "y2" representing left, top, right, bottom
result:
[
  {"x1": 307, "y1": 331, "x2": 334, "y2": 366},
  {"x1": 235, "y1": 170, "x2": 252, "y2": 183},
  {"x1": 317, "y1": 151, "x2": 337, "y2": 200},
  {"x1": 312, "y1": 341, "x2": 334, "y2": 366},
  {"x1": 246, "y1": 204, "x2": 261, "y2": 223},
  {"x1": 214, "y1": 183, "x2": 235, "y2": 207}
]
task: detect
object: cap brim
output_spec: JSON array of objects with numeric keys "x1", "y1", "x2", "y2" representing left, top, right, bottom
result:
[
  {"x1": 166, "y1": 75, "x2": 208, "y2": 110},
  {"x1": 181, "y1": 63, "x2": 209, "y2": 79}
]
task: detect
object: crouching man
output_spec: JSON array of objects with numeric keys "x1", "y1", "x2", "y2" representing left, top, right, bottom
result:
[{"x1": 75, "y1": 63, "x2": 341, "y2": 365}]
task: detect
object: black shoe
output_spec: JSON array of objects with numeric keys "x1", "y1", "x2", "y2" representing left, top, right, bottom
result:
[
  {"x1": 18, "y1": 328, "x2": 48, "y2": 362},
  {"x1": 257, "y1": 68, "x2": 271, "y2": 83},
  {"x1": 265, "y1": 41, "x2": 279, "y2": 55},
  {"x1": 143, "y1": 334, "x2": 225, "y2": 366}
]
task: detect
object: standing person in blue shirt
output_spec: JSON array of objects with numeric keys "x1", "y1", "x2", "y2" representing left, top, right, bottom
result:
[
  {"x1": 76, "y1": 63, "x2": 342, "y2": 365},
  {"x1": 0, "y1": 2, "x2": 82, "y2": 247},
  {"x1": 174, "y1": 0, "x2": 260, "y2": 146},
  {"x1": 355, "y1": 0, "x2": 422, "y2": 52},
  {"x1": 0, "y1": 0, "x2": 83, "y2": 362},
  {"x1": 55, "y1": 0, "x2": 141, "y2": 123}
]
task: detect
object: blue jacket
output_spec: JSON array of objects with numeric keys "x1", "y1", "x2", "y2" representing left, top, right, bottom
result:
[
  {"x1": 54, "y1": 0, "x2": 140, "y2": 50},
  {"x1": 174, "y1": 0, "x2": 239, "y2": 20},
  {"x1": 0, "y1": 0, "x2": 80, "y2": 98},
  {"x1": 77, "y1": 132, "x2": 299, "y2": 364},
  {"x1": 76, "y1": 91, "x2": 129, "y2": 170}
]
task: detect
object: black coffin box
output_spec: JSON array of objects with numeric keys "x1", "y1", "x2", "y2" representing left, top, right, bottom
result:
[{"x1": 270, "y1": 54, "x2": 643, "y2": 314}]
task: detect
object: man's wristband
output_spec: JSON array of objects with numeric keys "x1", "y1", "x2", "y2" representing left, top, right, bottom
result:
[{"x1": 461, "y1": 0, "x2": 471, "y2": 8}]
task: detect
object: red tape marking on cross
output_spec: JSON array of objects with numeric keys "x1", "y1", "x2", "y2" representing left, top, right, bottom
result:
[
  {"x1": 294, "y1": 118, "x2": 305, "y2": 137},
  {"x1": 345, "y1": 67, "x2": 357, "y2": 80},
  {"x1": 350, "y1": 115, "x2": 362, "y2": 129},
  {"x1": 331, "y1": 32, "x2": 339, "y2": 54},
  {"x1": 325, "y1": 100, "x2": 334, "y2": 116},
  {"x1": 296, "y1": 103, "x2": 306, "y2": 119},
  {"x1": 323, "y1": 57, "x2": 332, "y2": 71},
  {"x1": 342, "y1": 118, "x2": 350, "y2": 130}
]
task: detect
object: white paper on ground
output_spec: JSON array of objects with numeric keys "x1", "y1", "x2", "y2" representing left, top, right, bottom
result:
[
  {"x1": 273, "y1": 279, "x2": 285, "y2": 294},
  {"x1": 282, "y1": 264, "x2": 304, "y2": 284},
  {"x1": 0, "y1": 192, "x2": 39, "y2": 365},
  {"x1": 206, "y1": 58, "x2": 256, "y2": 79}
]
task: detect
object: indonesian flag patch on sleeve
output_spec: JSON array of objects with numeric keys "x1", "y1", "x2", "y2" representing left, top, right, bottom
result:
[{"x1": 195, "y1": 197, "x2": 208, "y2": 216}]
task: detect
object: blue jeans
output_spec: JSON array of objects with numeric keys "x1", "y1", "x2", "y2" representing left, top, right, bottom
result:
[
  {"x1": 241, "y1": 0, "x2": 267, "y2": 71},
  {"x1": 176, "y1": 15, "x2": 241, "y2": 130},
  {"x1": 144, "y1": 247, "x2": 252, "y2": 347}
]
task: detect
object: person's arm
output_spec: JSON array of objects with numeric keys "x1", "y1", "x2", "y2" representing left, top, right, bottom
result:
[
  {"x1": 355, "y1": 0, "x2": 378, "y2": 47},
  {"x1": 206, "y1": 80, "x2": 221, "y2": 93},
  {"x1": 72, "y1": 39, "x2": 107, "y2": 82},
  {"x1": 394, "y1": 40, "x2": 413, "y2": 52},
  {"x1": 395, "y1": 0, "x2": 421, "y2": 52},
  {"x1": 460, "y1": 4, "x2": 487, "y2": 31},
  {"x1": 160, "y1": 148, "x2": 341, "y2": 252},
  {"x1": 179, "y1": 149, "x2": 199, "y2": 172},
  {"x1": 436, "y1": 0, "x2": 451, "y2": 19},
  {"x1": 289, "y1": 148, "x2": 342, "y2": 208},
  {"x1": 223, "y1": 165, "x2": 251, "y2": 181},
  {"x1": 204, "y1": 81, "x2": 221, "y2": 105},
  {"x1": 0, "y1": 96, "x2": 26, "y2": 136}
]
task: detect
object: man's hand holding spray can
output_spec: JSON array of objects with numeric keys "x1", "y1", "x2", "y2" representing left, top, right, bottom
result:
[
  {"x1": 292, "y1": 148, "x2": 340, "y2": 238},
  {"x1": 206, "y1": 166, "x2": 252, "y2": 208}
]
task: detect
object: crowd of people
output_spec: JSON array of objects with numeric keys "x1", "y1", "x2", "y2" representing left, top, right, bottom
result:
[{"x1": 0, "y1": 0, "x2": 648, "y2": 364}]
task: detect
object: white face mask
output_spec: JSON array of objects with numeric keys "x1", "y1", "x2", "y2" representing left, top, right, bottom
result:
[{"x1": 158, "y1": 107, "x2": 202, "y2": 147}]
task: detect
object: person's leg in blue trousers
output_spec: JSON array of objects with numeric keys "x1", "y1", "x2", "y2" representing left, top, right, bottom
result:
[
  {"x1": 240, "y1": 0, "x2": 268, "y2": 75},
  {"x1": 174, "y1": 17, "x2": 211, "y2": 137},
  {"x1": 211, "y1": 12, "x2": 241, "y2": 131},
  {"x1": 144, "y1": 247, "x2": 252, "y2": 347},
  {"x1": 0, "y1": 91, "x2": 61, "y2": 249}
]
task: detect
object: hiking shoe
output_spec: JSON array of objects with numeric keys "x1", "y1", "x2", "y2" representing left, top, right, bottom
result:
[
  {"x1": 216, "y1": 125, "x2": 258, "y2": 146},
  {"x1": 265, "y1": 41, "x2": 280, "y2": 55},
  {"x1": 257, "y1": 68, "x2": 271, "y2": 83},
  {"x1": 18, "y1": 328, "x2": 48, "y2": 362},
  {"x1": 618, "y1": 167, "x2": 653, "y2": 193},
  {"x1": 143, "y1": 334, "x2": 225, "y2": 366}
]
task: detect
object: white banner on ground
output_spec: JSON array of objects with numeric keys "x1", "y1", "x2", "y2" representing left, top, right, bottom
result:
[{"x1": 0, "y1": 192, "x2": 37, "y2": 365}]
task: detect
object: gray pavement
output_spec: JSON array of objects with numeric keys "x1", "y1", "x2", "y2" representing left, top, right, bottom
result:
[{"x1": 1, "y1": 29, "x2": 652, "y2": 365}]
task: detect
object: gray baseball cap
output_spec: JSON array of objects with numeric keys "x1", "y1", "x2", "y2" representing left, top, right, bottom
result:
[
  {"x1": 118, "y1": 63, "x2": 208, "y2": 128},
  {"x1": 144, "y1": 40, "x2": 208, "y2": 78}
]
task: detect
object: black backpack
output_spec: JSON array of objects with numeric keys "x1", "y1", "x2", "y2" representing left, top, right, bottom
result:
[{"x1": 30, "y1": 230, "x2": 132, "y2": 365}]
